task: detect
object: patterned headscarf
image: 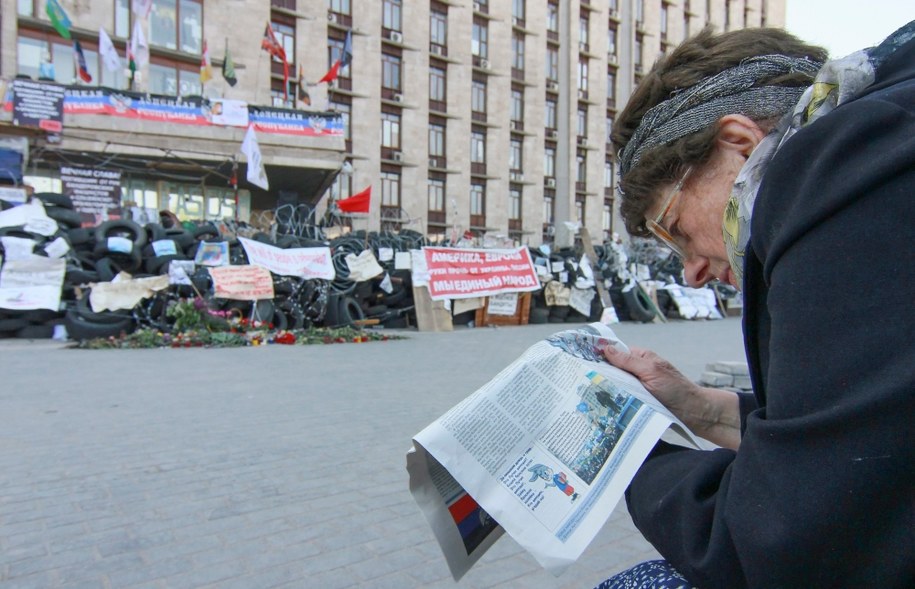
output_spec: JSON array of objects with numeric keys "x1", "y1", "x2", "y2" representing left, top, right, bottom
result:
[{"x1": 723, "y1": 20, "x2": 915, "y2": 285}]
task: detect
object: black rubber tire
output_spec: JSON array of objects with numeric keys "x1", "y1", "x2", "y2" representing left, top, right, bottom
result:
[
  {"x1": 95, "y1": 220, "x2": 147, "y2": 248},
  {"x1": 145, "y1": 254, "x2": 182, "y2": 275},
  {"x1": 33, "y1": 192, "x2": 74, "y2": 209},
  {"x1": 335, "y1": 296, "x2": 365, "y2": 327},
  {"x1": 95, "y1": 255, "x2": 141, "y2": 281},
  {"x1": 193, "y1": 225, "x2": 220, "y2": 240},
  {"x1": 15, "y1": 324, "x2": 55, "y2": 339},
  {"x1": 145, "y1": 223, "x2": 167, "y2": 242},
  {"x1": 549, "y1": 304, "x2": 571, "y2": 319},
  {"x1": 0, "y1": 317, "x2": 30, "y2": 333},
  {"x1": 364, "y1": 304, "x2": 389, "y2": 317},
  {"x1": 377, "y1": 287, "x2": 407, "y2": 306},
  {"x1": 381, "y1": 316, "x2": 408, "y2": 328},
  {"x1": 623, "y1": 286, "x2": 657, "y2": 323},
  {"x1": 64, "y1": 308, "x2": 135, "y2": 340},
  {"x1": 20, "y1": 309, "x2": 61, "y2": 323},
  {"x1": 165, "y1": 228, "x2": 196, "y2": 249},
  {"x1": 272, "y1": 307, "x2": 289, "y2": 331},
  {"x1": 76, "y1": 295, "x2": 132, "y2": 324},
  {"x1": 251, "y1": 300, "x2": 275, "y2": 326},
  {"x1": 67, "y1": 227, "x2": 93, "y2": 246},
  {"x1": 529, "y1": 307, "x2": 550, "y2": 324},
  {"x1": 44, "y1": 206, "x2": 84, "y2": 228},
  {"x1": 65, "y1": 267, "x2": 99, "y2": 286}
]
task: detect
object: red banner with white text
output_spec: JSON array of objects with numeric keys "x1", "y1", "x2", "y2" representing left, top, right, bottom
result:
[{"x1": 423, "y1": 247, "x2": 540, "y2": 301}]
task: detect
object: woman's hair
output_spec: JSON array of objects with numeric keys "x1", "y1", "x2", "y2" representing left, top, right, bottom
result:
[{"x1": 611, "y1": 27, "x2": 828, "y2": 237}]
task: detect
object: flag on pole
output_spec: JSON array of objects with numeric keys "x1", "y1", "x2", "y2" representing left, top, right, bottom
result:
[
  {"x1": 73, "y1": 40, "x2": 93, "y2": 83},
  {"x1": 261, "y1": 23, "x2": 289, "y2": 100},
  {"x1": 222, "y1": 41, "x2": 238, "y2": 87},
  {"x1": 319, "y1": 30, "x2": 352, "y2": 85},
  {"x1": 45, "y1": 0, "x2": 72, "y2": 40},
  {"x1": 337, "y1": 185, "x2": 371, "y2": 214},
  {"x1": 98, "y1": 27, "x2": 121, "y2": 72},
  {"x1": 241, "y1": 125, "x2": 269, "y2": 190},
  {"x1": 200, "y1": 39, "x2": 213, "y2": 84},
  {"x1": 130, "y1": 19, "x2": 149, "y2": 67}
]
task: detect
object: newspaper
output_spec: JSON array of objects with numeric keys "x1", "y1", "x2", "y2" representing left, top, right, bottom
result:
[{"x1": 407, "y1": 322, "x2": 715, "y2": 580}]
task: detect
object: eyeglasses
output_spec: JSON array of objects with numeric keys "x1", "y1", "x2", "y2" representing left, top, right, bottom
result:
[{"x1": 646, "y1": 166, "x2": 693, "y2": 258}]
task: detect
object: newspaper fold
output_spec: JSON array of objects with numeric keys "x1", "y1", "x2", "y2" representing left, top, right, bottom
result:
[{"x1": 407, "y1": 323, "x2": 714, "y2": 580}]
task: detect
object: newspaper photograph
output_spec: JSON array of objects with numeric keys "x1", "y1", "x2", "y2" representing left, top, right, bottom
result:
[{"x1": 406, "y1": 323, "x2": 715, "y2": 580}]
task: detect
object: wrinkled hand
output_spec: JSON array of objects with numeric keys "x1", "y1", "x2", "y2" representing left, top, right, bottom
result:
[
  {"x1": 602, "y1": 344, "x2": 742, "y2": 449},
  {"x1": 602, "y1": 344, "x2": 699, "y2": 415}
]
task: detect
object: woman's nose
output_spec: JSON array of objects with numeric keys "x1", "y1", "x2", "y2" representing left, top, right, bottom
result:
[{"x1": 683, "y1": 256, "x2": 714, "y2": 288}]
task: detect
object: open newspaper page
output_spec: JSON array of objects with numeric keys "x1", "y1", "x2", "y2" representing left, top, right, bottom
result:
[{"x1": 407, "y1": 322, "x2": 715, "y2": 580}]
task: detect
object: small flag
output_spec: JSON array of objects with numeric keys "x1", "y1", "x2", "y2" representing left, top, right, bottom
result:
[
  {"x1": 127, "y1": 45, "x2": 137, "y2": 86},
  {"x1": 337, "y1": 185, "x2": 371, "y2": 214},
  {"x1": 130, "y1": 19, "x2": 149, "y2": 68},
  {"x1": 98, "y1": 27, "x2": 121, "y2": 72},
  {"x1": 200, "y1": 39, "x2": 213, "y2": 84},
  {"x1": 341, "y1": 30, "x2": 353, "y2": 68},
  {"x1": 222, "y1": 41, "x2": 237, "y2": 87},
  {"x1": 318, "y1": 60, "x2": 341, "y2": 85},
  {"x1": 73, "y1": 40, "x2": 92, "y2": 83},
  {"x1": 45, "y1": 0, "x2": 72, "y2": 40},
  {"x1": 240, "y1": 125, "x2": 269, "y2": 190},
  {"x1": 261, "y1": 23, "x2": 289, "y2": 100}
]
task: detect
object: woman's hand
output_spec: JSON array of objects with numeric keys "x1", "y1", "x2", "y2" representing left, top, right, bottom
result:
[{"x1": 603, "y1": 344, "x2": 742, "y2": 450}]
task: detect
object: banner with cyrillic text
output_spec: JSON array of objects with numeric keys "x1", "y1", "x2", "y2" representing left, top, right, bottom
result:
[
  {"x1": 238, "y1": 237, "x2": 334, "y2": 279},
  {"x1": 422, "y1": 247, "x2": 540, "y2": 301},
  {"x1": 208, "y1": 265, "x2": 274, "y2": 300}
]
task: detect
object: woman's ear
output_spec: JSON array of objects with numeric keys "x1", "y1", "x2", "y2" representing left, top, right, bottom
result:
[{"x1": 716, "y1": 114, "x2": 766, "y2": 158}]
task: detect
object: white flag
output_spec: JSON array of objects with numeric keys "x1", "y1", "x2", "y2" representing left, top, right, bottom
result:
[
  {"x1": 132, "y1": 0, "x2": 153, "y2": 17},
  {"x1": 98, "y1": 27, "x2": 121, "y2": 72},
  {"x1": 130, "y1": 19, "x2": 149, "y2": 67},
  {"x1": 241, "y1": 126, "x2": 269, "y2": 190}
]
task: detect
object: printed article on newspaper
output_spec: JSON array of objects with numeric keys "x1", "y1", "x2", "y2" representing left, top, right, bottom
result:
[{"x1": 407, "y1": 322, "x2": 715, "y2": 580}]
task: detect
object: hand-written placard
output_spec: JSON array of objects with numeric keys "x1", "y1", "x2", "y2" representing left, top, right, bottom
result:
[
  {"x1": 208, "y1": 265, "x2": 274, "y2": 301},
  {"x1": 238, "y1": 237, "x2": 334, "y2": 279},
  {"x1": 423, "y1": 247, "x2": 540, "y2": 301}
]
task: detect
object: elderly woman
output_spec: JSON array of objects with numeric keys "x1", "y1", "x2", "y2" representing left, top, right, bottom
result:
[{"x1": 597, "y1": 23, "x2": 915, "y2": 589}]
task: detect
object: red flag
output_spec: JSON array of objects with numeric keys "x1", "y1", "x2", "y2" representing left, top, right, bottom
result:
[
  {"x1": 337, "y1": 185, "x2": 371, "y2": 214},
  {"x1": 318, "y1": 60, "x2": 341, "y2": 85},
  {"x1": 261, "y1": 23, "x2": 289, "y2": 99}
]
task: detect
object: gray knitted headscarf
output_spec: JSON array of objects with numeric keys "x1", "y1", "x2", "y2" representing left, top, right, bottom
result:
[{"x1": 618, "y1": 54, "x2": 823, "y2": 176}]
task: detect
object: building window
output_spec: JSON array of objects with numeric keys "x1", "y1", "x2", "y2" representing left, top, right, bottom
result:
[
  {"x1": 329, "y1": 36, "x2": 352, "y2": 78},
  {"x1": 546, "y1": 47, "x2": 559, "y2": 82},
  {"x1": 429, "y1": 123, "x2": 445, "y2": 157},
  {"x1": 605, "y1": 158, "x2": 616, "y2": 188},
  {"x1": 635, "y1": 0, "x2": 644, "y2": 27},
  {"x1": 577, "y1": 107, "x2": 588, "y2": 137},
  {"x1": 115, "y1": 0, "x2": 130, "y2": 37},
  {"x1": 512, "y1": 0, "x2": 525, "y2": 21},
  {"x1": 608, "y1": 25, "x2": 617, "y2": 57},
  {"x1": 603, "y1": 201, "x2": 612, "y2": 236},
  {"x1": 148, "y1": 62, "x2": 201, "y2": 96},
  {"x1": 382, "y1": 112, "x2": 402, "y2": 149},
  {"x1": 382, "y1": 53, "x2": 402, "y2": 91},
  {"x1": 330, "y1": 172, "x2": 352, "y2": 201},
  {"x1": 272, "y1": 20, "x2": 296, "y2": 67},
  {"x1": 577, "y1": 153, "x2": 587, "y2": 183},
  {"x1": 661, "y1": 4, "x2": 669, "y2": 39},
  {"x1": 509, "y1": 187, "x2": 522, "y2": 220},
  {"x1": 470, "y1": 183, "x2": 485, "y2": 216},
  {"x1": 429, "y1": 66, "x2": 446, "y2": 106},
  {"x1": 328, "y1": 0, "x2": 351, "y2": 15},
  {"x1": 471, "y1": 131, "x2": 486, "y2": 163},
  {"x1": 428, "y1": 178, "x2": 445, "y2": 211},
  {"x1": 578, "y1": 58, "x2": 589, "y2": 91},
  {"x1": 472, "y1": 20, "x2": 488, "y2": 58},
  {"x1": 635, "y1": 34, "x2": 644, "y2": 72},
  {"x1": 579, "y1": 16, "x2": 590, "y2": 48},
  {"x1": 14, "y1": 35, "x2": 125, "y2": 86},
  {"x1": 547, "y1": 2, "x2": 558, "y2": 32},
  {"x1": 545, "y1": 99, "x2": 557, "y2": 129},
  {"x1": 471, "y1": 79, "x2": 487, "y2": 114},
  {"x1": 149, "y1": 0, "x2": 202, "y2": 54},
  {"x1": 383, "y1": 0, "x2": 402, "y2": 32},
  {"x1": 511, "y1": 33, "x2": 525, "y2": 70},
  {"x1": 543, "y1": 193, "x2": 554, "y2": 224},
  {"x1": 510, "y1": 139, "x2": 523, "y2": 171},
  {"x1": 381, "y1": 171, "x2": 401, "y2": 206},
  {"x1": 430, "y1": 9, "x2": 447, "y2": 48},
  {"x1": 544, "y1": 147, "x2": 556, "y2": 177},
  {"x1": 576, "y1": 200, "x2": 585, "y2": 224},
  {"x1": 606, "y1": 115, "x2": 614, "y2": 143},
  {"x1": 511, "y1": 89, "x2": 524, "y2": 122},
  {"x1": 607, "y1": 69, "x2": 616, "y2": 102}
]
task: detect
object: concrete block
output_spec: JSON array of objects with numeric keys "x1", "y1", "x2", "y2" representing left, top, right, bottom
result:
[
  {"x1": 700, "y1": 371, "x2": 734, "y2": 387},
  {"x1": 709, "y1": 360, "x2": 749, "y2": 376}
]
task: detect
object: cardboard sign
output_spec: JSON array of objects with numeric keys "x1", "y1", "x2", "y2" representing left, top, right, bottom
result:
[
  {"x1": 344, "y1": 250, "x2": 384, "y2": 282},
  {"x1": 209, "y1": 265, "x2": 274, "y2": 300},
  {"x1": 0, "y1": 255, "x2": 66, "y2": 310},
  {"x1": 423, "y1": 247, "x2": 540, "y2": 301},
  {"x1": 487, "y1": 292, "x2": 519, "y2": 316}
]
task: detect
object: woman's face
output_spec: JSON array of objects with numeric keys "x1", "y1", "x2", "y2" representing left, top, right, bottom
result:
[{"x1": 647, "y1": 147, "x2": 746, "y2": 288}]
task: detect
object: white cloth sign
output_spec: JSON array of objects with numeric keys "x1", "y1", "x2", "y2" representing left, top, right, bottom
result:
[
  {"x1": 238, "y1": 237, "x2": 334, "y2": 279},
  {"x1": 344, "y1": 250, "x2": 384, "y2": 282},
  {"x1": 487, "y1": 292, "x2": 519, "y2": 316},
  {"x1": 0, "y1": 255, "x2": 65, "y2": 310},
  {"x1": 569, "y1": 287, "x2": 595, "y2": 317},
  {"x1": 44, "y1": 236, "x2": 70, "y2": 259},
  {"x1": 98, "y1": 27, "x2": 121, "y2": 72},
  {"x1": 210, "y1": 99, "x2": 249, "y2": 127},
  {"x1": 90, "y1": 274, "x2": 170, "y2": 312},
  {"x1": 168, "y1": 260, "x2": 195, "y2": 285},
  {"x1": 1, "y1": 236, "x2": 35, "y2": 261},
  {"x1": 151, "y1": 239, "x2": 177, "y2": 256},
  {"x1": 241, "y1": 125, "x2": 268, "y2": 190}
]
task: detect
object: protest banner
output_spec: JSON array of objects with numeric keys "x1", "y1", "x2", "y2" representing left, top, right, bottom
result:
[
  {"x1": 208, "y1": 265, "x2": 274, "y2": 300},
  {"x1": 237, "y1": 237, "x2": 334, "y2": 279},
  {"x1": 0, "y1": 256, "x2": 66, "y2": 310},
  {"x1": 10, "y1": 79, "x2": 65, "y2": 133},
  {"x1": 422, "y1": 247, "x2": 540, "y2": 301},
  {"x1": 60, "y1": 165, "x2": 122, "y2": 226}
]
